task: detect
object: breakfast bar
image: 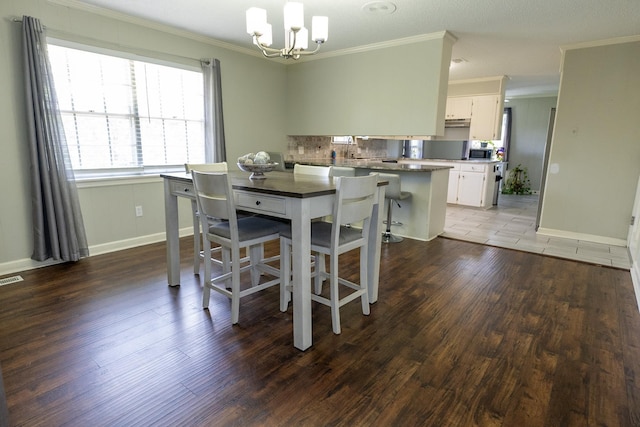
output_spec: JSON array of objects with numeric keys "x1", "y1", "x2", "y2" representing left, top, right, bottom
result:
[{"x1": 296, "y1": 159, "x2": 452, "y2": 241}]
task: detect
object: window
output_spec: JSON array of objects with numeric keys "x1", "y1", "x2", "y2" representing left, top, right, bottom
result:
[{"x1": 47, "y1": 43, "x2": 205, "y2": 177}]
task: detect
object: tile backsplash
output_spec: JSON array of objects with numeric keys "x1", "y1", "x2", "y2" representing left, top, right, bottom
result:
[{"x1": 286, "y1": 136, "x2": 392, "y2": 161}]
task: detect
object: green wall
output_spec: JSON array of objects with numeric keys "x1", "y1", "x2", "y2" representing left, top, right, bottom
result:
[
  {"x1": 285, "y1": 33, "x2": 454, "y2": 137},
  {"x1": 0, "y1": 0, "x2": 288, "y2": 273},
  {"x1": 539, "y1": 40, "x2": 640, "y2": 244},
  {"x1": 506, "y1": 96, "x2": 558, "y2": 191}
]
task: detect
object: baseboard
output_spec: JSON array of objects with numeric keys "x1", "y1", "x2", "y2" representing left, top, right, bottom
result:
[
  {"x1": 632, "y1": 261, "x2": 640, "y2": 312},
  {"x1": 536, "y1": 227, "x2": 627, "y2": 247},
  {"x1": 0, "y1": 227, "x2": 194, "y2": 277}
]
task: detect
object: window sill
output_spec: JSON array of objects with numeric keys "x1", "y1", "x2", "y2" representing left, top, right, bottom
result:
[{"x1": 75, "y1": 174, "x2": 164, "y2": 189}]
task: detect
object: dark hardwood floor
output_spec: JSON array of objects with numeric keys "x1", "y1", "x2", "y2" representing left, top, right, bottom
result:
[{"x1": 1, "y1": 236, "x2": 639, "y2": 426}]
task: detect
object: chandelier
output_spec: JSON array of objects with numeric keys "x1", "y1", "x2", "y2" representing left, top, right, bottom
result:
[{"x1": 246, "y1": 2, "x2": 328, "y2": 60}]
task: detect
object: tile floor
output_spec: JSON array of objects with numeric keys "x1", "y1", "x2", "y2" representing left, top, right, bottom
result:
[{"x1": 441, "y1": 193, "x2": 632, "y2": 270}]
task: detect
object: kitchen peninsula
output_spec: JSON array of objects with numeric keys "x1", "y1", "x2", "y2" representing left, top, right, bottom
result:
[
  {"x1": 399, "y1": 158, "x2": 503, "y2": 208},
  {"x1": 295, "y1": 159, "x2": 452, "y2": 241}
]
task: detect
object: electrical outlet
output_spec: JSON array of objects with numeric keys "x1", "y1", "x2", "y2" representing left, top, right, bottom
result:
[{"x1": 135, "y1": 206, "x2": 143, "y2": 217}]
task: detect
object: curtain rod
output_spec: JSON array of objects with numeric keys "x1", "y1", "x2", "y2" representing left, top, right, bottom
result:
[{"x1": 9, "y1": 16, "x2": 210, "y2": 65}]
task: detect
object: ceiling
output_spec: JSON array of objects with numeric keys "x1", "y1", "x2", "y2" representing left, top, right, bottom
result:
[{"x1": 72, "y1": 0, "x2": 640, "y2": 98}]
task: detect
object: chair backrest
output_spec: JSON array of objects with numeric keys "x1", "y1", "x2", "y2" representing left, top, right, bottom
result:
[
  {"x1": 191, "y1": 171, "x2": 237, "y2": 230},
  {"x1": 266, "y1": 152, "x2": 286, "y2": 172},
  {"x1": 330, "y1": 166, "x2": 356, "y2": 177},
  {"x1": 332, "y1": 175, "x2": 378, "y2": 244},
  {"x1": 370, "y1": 172, "x2": 401, "y2": 199},
  {"x1": 185, "y1": 162, "x2": 228, "y2": 173},
  {"x1": 293, "y1": 164, "x2": 331, "y2": 177}
]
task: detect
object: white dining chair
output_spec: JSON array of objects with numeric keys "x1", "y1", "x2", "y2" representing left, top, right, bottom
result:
[
  {"x1": 185, "y1": 163, "x2": 230, "y2": 274},
  {"x1": 293, "y1": 163, "x2": 331, "y2": 177},
  {"x1": 293, "y1": 163, "x2": 332, "y2": 291},
  {"x1": 191, "y1": 170, "x2": 284, "y2": 324},
  {"x1": 329, "y1": 166, "x2": 356, "y2": 178},
  {"x1": 280, "y1": 174, "x2": 379, "y2": 334}
]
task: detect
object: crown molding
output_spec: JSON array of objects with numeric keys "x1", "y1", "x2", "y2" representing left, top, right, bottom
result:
[
  {"x1": 448, "y1": 75, "x2": 508, "y2": 85},
  {"x1": 292, "y1": 31, "x2": 457, "y2": 63},
  {"x1": 47, "y1": 0, "x2": 262, "y2": 58},
  {"x1": 45, "y1": 1, "x2": 457, "y2": 65},
  {"x1": 561, "y1": 34, "x2": 640, "y2": 52}
]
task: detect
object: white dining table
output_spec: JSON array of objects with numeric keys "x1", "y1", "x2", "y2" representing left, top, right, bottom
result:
[{"x1": 161, "y1": 170, "x2": 386, "y2": 351}]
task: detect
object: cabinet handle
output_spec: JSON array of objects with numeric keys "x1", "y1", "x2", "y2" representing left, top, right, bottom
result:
[
  {"x1": 184, "y1": 188, "x2": 190, "y2": 192},
  {"x1": 255, "y1": 200, "x2": 261, "y2": 206}
]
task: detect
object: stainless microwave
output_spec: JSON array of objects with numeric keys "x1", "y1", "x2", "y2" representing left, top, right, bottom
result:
[{"x1": 468, "y1": 148, "x2": 493, "y2": 159}]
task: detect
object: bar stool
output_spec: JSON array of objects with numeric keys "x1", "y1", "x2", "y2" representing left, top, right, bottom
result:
[{"x1": 371, "y1": 172, "x2": 411, "y2": 243}]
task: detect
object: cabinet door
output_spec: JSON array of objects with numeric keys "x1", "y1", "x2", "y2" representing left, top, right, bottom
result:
[
  {"x1": 469, "y1": 95, "x2": 501, "y2": 140},
  {"x1": 445, "y1": 97, "x2": 473, "y2": 120},
  {"x1": 447, "y1": 170, "x2": 460, "y2": 203},
  {"x1": 457, "y1": 172, "x2": 485, "y2": 206}
]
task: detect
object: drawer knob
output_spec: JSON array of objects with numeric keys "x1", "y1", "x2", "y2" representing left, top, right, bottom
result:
[
  {"x1": 255, "y1": 200, "x2": 261, "y2": 206},
  {"x1": 184, "y1": 188, "x2": 190, "y2": 192}
]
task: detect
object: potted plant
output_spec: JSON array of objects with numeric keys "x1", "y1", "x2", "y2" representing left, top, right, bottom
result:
[{"x1": 502, "y1": 164, "x2": 532, "y2": 195}]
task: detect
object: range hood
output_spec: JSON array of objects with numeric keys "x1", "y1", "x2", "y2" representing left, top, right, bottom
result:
[{"x1": 444, "y1": 118, "x2": 471, "y2": 128}]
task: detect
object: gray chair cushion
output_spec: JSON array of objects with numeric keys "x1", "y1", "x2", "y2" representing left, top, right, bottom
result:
[
  {"x1": 208, "y1": 216, "x2": 281, "y2": 241},
  {"x1": 280, "y1": 221, "x2": 362, "y2": 248}
]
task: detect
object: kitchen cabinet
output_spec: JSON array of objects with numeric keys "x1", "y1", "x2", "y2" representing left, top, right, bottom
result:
[
  {"x1": 469, "y1": 95, "x2": 502, "y2": 140},
  {"x1": 457, "y1": 167, "x2": 486, "y2": 206},
  {"x1": 447, "y1": 164, "x2": 461, "y2": 204},
  {"x1": 445, "y1": 97, "x2": 473, "y2": 120},
  {"x1": 399, "y1": 159, "x2": 497, "y2": 208}
]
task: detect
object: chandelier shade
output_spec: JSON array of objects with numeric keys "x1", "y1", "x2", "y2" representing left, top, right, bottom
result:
[{"x1": 246, "y1": 2, "x2": 328, "y2": 60}]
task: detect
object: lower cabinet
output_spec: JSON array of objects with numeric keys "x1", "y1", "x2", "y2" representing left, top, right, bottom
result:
[
  {"x1": 447, "y1": 169, "x2": 460, "y2": 204},
  {"x1": 448, "y1": 163, "x2": 494, "y2": 208},
  {"x1": 398, "y1": 159, "x2": 496, "y2": 208},
  {"x1": 456, "y1": 171, "x2": 485, "y2": 206}
]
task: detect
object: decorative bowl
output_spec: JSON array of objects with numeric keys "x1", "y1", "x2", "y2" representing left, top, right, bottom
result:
[{"x1": 237, "y1": 162, "x2": 279, "y2": 180}]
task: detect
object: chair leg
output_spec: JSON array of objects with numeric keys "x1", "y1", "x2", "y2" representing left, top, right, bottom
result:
[
  {"x1": 191, "y1": 201, "x2": 201, "y2": 275},
  {"x1": 202, "y1": 238, "x2": 212, "y2": 309},
  {"x1": 222, "y1": 248, "x2": 232, "y2": 289},
  {"x1": 280, "y1": 238, "x2": 291, "y2": 312},
  {"x1": 329, "y1": 254, "x2": 341, "y2": 334},
  {"x1": 249, "y1": 244, "x2": 263, "y2": 286},
  {"x1": 314, "y1": 253, "x2": 326, "y2": 294},
  {"x1": 230, "y1": 249, "x2": 242, "y2": 325},
  {"x1": 360, "y1": 247, "x2": 370, "y2": 316}
]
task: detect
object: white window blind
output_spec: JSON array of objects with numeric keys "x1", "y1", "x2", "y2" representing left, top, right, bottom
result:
[{"x1": 47, "y1": 44, "x2": 205, "y2": 177}]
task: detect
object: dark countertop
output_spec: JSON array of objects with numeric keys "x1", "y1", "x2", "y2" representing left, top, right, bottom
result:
[{"x1": 287, "y1": 158, "x2": 453, "y2": 172}]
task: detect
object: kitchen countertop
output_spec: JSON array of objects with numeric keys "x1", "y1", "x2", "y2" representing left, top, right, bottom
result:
[
  {"x1": 288, "y1": 158, "x2": 453, "y2": 172},
  {"x1": 399, "y1": 158, "x2": 503, "y2": 164}
]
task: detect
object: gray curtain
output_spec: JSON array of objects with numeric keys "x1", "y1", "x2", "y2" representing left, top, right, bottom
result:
[
  {"x1": 22, "y1": 16, "x2": 89, "y2": 262},
  {"x1": 201, "y1": 58, "x2": 227, "y2": 162}
]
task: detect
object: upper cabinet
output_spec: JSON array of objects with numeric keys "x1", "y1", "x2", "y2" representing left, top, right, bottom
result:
[
  {"x1": 445, "y1": 97, "x2": 473, "y2": 120},
  {"x1": 446, "y1": 76, "x2": 507, "y2": 141},
  {"x1": 470, "y1": 94, "x2": 502, "y2": 140}
]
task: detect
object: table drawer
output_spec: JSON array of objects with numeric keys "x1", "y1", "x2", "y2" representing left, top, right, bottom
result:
[
  {"x1": 170, "y1": 181, "x2": 195, "y2": 198},
  {"x1": 236, "y1": 191, "x2": 287, "y2": 215},
  {"x1": 460, "y1": 163, "x2": 487, "y2": 173}
]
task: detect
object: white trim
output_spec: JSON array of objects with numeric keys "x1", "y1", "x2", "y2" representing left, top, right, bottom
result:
[
  {"x1": 449, "y1": 75, "x2": 509, "y2": 85},
  {"x1": 47, "y1": 0, "x2": 260, "y2": 58},
  {"x1": 45, "y1": 2, "x2": 456, "y2": 64},
  {"x1": 47, "y1": 37, "x2": 202, "y2": 72},
  {"x1": 0, "y1": 227, "x2": 194, "y2": 276},
  {"x1": 632, "y1": 261, "x2": 640, "y2": 312},
  {"x1": 536, "y1": 227, "x2": 628, "y2": 247},
  {"x1": 561, "y1": 34, "x2": 640, "y2": 52},
  {"x1": 286, "y1": 31, "x2": 457, "y2": 63},
  {"x1": 75, "y1": 174, "x2": 163, "y2": 189}
]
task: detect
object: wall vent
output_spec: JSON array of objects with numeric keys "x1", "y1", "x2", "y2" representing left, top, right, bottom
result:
[{"x1": 0, "y1": 275, "x2": 23, "y2": 286}]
